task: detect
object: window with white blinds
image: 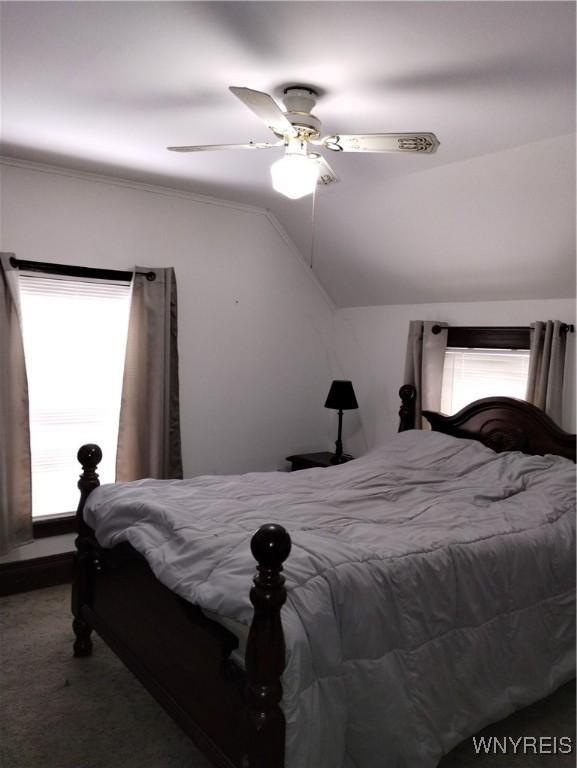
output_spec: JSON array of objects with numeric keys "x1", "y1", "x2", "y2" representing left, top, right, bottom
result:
[
  {"x1": 440, "y1": 347, "x2": 530, "y2": 416},
  {"x1": 19, "y1": 273, "x2": 131, "y2": 518}
]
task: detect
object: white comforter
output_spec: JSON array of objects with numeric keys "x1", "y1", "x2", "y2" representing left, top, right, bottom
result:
[{"x1": 85, "y1": 430, "x2": 576, "y2": 768}]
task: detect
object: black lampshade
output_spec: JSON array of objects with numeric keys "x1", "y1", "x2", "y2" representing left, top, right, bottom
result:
[{"x1": 324, "y1": 380, "x2": 358, "y2": 411}]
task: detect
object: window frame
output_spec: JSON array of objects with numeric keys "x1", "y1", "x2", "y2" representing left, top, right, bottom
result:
[
  {"x1": 33, "y1": 515, "x2": 77, "y2": 538},
  {"x1": 436, "y1": 325, "x2": 532, "y2": 419},
  {"x1": 10, "y1": 257, "x2": 140, "y2": 538}
]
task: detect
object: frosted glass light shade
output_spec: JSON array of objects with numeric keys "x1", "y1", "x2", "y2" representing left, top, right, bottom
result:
[{"x1": 271, "y1": 154, "x2": 319, "y2": 199}]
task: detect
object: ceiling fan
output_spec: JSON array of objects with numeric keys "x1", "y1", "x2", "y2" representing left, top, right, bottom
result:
[{"x1": 168, "y1": 86, "x2": 440, "y2": 200}]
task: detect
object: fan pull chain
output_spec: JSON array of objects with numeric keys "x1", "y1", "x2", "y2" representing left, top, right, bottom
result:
[{"x1": 309, "y1": 182, "x2": 317, "y2": 271}]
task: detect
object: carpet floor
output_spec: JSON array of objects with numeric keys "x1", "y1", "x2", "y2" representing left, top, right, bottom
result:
[{"x1": 1, "y1": 585, "x2": 574, "y2": 768}]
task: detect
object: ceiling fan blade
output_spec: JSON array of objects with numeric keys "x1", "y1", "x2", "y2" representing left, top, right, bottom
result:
[
  {"x1": 167, "y1": 141, "x2": 282, "y2": 152},
  {"x1": 315, "y1": 156, "x2": 340, "y2": 188},
  {"x1": 229, "y1": 87, "x2": 298, "y2": 138},
  {"x1": 322, "y1": 133, "x2": 440, "y2": 154}
]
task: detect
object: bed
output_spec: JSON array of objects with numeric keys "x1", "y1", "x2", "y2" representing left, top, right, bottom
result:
[{"x1": 71, "y1": 387, "x2": 576, "y2": 768}]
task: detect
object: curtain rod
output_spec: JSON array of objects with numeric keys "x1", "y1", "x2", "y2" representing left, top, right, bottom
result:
[
  {"x1": 431, "y1": 324, "x2": 574, "y2": 335},
  {"x1": 9, "y1": 257, "x2": 156, "y2": 282}
]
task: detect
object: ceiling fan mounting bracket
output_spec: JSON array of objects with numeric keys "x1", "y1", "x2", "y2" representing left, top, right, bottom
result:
[
  {"x1": 282, "y1": 86, "x2": 318, "y2": 114},
  {"x1": 271, "y1": 86, "x2": 322, "y2": 139},
  {"x1": 282, "y1": 85, "x2": 319, "y2": 96}
]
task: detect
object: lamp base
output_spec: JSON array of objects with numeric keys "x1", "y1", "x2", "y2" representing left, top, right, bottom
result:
[{"x1": 329, "y1": 453, "x2": 353, "y2": 465}]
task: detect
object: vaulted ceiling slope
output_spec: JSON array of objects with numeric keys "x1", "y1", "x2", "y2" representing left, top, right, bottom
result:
[{"x1": 1, "y1": 1, "x2": 575, "y2": 307}]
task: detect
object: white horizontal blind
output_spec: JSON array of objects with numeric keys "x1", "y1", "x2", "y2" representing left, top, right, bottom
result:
[
  {"x1": 441, "y1": 347, "x2": 530, "y2": 416},
  {"x1": 19, "y1": 273, "x2": 131, "y2": 518}
]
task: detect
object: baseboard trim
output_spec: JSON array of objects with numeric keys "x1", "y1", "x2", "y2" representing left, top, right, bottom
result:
[{"x1": 0, "y1": 552, "x2": 73, "y2": 596}]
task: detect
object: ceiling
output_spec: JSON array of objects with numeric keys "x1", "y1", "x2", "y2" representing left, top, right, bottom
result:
[{"x1": 1, "y1": 1, "x2": 575, "y2": 307}]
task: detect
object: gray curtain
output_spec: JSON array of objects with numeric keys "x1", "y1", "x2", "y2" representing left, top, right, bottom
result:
[
  {"x1": 526, "y1": 320, "x2": 566, "y2": 425},
  {"x1": 403, "y1": 321, "x2": 448, "y2": 429},
  {"x1": 0, "y1": 253, "x2": 32, "y2": 554},
  {"x1": 116, "y1": 267, "x2": 182, "y2": 481}
]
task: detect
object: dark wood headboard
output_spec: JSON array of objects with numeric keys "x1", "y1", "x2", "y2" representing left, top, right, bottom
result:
[{"x1": 398, "y1": 384, "x2": 576, "y2": 462}]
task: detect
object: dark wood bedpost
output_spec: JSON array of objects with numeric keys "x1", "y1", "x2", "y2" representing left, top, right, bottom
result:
[
  {"x1": 71, "y1": 443, "x2": 102, "y2": 657},
  {"x1": 398, "y1": 384, "x2": 416, "y2": 431},
  {"x1": 244, "y1": 524, "x2": 292, "y2": 768}
]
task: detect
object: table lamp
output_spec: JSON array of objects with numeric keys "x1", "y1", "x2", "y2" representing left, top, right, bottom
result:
[{"x1": 324, "y1": 380, "x2": 358, "y2": 464}]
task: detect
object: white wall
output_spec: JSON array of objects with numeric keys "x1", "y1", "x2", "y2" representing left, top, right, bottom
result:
[
  {"x1": 334, "y1": 299, "x2": 576, "y2": 456},
  {"x1": 2, "y1": 160, "x2": 575, "y2": 479},
  {"x1": 0, "y1": 160, "x2": 337, "y2": 476}
]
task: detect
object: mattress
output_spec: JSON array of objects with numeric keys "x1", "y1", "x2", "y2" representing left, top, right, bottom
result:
[{"x1": 84, "y1": 429, "x2": 576, "y2": 768}]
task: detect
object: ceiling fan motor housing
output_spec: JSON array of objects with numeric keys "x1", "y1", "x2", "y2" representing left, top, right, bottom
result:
[{"x1": 280, "y1": 86, "x2": 321, "y2": 139}]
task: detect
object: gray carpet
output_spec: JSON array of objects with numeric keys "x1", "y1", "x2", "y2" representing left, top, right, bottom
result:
[{"x1": 1, "y1": 585, "x2": 574, "y2": 768}]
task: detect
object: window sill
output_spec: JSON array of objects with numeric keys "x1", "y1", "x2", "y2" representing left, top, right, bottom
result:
[{"x1": 33, "y1": 514, "x2": 76, "y2": 539}]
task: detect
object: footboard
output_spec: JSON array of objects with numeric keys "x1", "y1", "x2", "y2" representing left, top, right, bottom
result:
[{"x1": 71, "y1": 445, "x2": 290, "y2": 768}]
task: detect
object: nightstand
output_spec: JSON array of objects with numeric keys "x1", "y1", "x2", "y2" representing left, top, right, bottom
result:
[{"x1": 285, "y1": 452, "x2": 353, "y2": 472}]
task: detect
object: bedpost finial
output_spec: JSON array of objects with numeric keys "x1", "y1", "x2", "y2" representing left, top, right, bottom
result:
[
  {"x1": 399, "y1": 384, "x2": 416, "y2": 404},
  {"x1": 77, "y1": 444, "x2": 102, "y2": 470},
  {"x1": 250, "y1": 524, "x2": 292, "y2": 568},
  {"x1": 76, "y1": 444, "x2": 102, "y2": 497},
  {"x1": 398, "y1": 384, "x2": 417, "y2": 432}
]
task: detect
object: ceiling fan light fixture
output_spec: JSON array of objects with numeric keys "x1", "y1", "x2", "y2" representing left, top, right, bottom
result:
[{"x1": 270, "y1": 154, "x2": 319, "y2": 200}]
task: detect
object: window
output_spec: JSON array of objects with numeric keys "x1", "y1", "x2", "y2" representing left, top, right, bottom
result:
[
  {"x1": 19, "y1": 273, "x2": 131, "y2": 519},
  {"x1": 438, "y1": 326, "x2": 531, "y2": 416},
  {"x1": 441, "y1": 348, "x2": 530, "y2": 415}
]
